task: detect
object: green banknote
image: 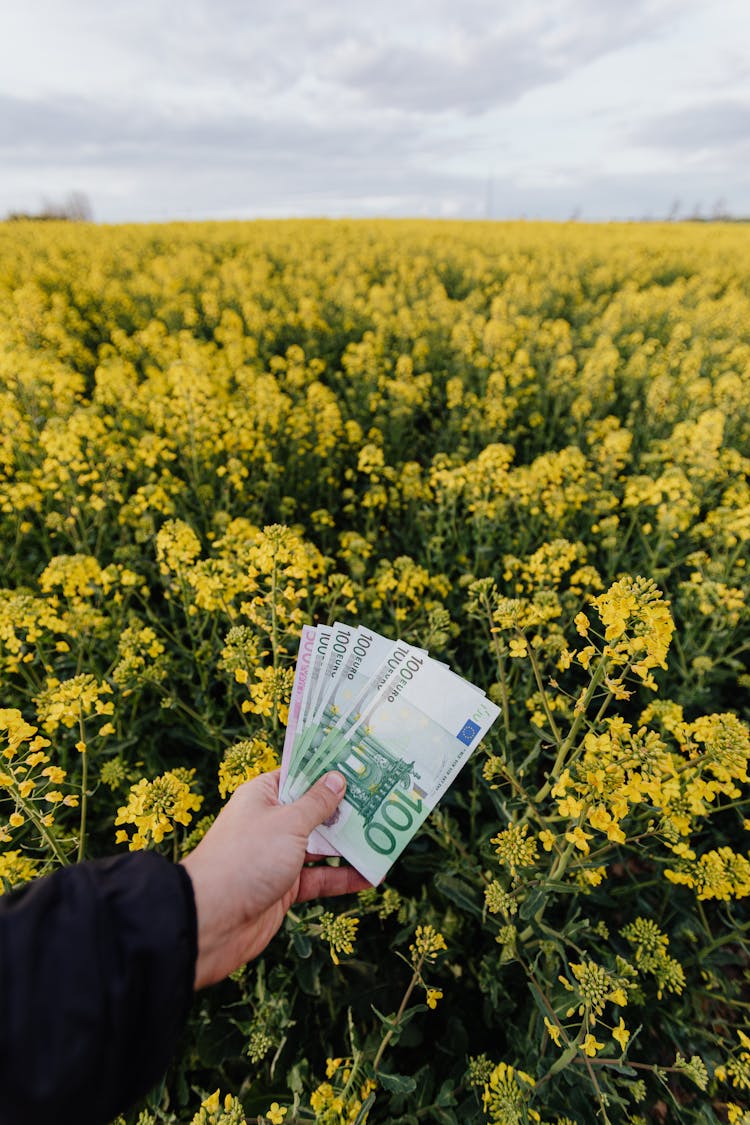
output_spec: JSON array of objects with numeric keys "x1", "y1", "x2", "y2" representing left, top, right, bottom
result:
[
  {"x1": 279, "y1": 624, "x2": 317, "y2": 793},
  {"x1": 281, "y1": 623, "x2": 333, "y2": 792},
  {"x1": 283, "y1": 632, "x2": 414, "y2": 802},
  {"x1": 283, "y1": 621, "x2": 359, "y2": 799},
  {"x1": 284, "y1": 644, "x2": 500, "y2": 883}
]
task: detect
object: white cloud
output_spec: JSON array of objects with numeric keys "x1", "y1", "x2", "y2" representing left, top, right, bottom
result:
[{"x1": 1, "y1": 0, "x2": 750, "y2": 221}]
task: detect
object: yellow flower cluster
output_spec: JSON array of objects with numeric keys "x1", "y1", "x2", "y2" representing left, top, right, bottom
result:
[
  {"x1": 190, "y1": 1089, "x2": 246, "y2": 1125},
  {"x1": 217, "y1": 738, "x2": 278, "y2": 798},
  {"x1": 240, "y1": 665, "x2": 294, "y2": 725},
  {"x1": 560, "y1": 958, "x2": 630, "y2": 1021},
  {"x1": 0, "y1": 707, "x2": 77, "y2": 848},
  {"x1": 665, "y1": 845, "x2": 750, "y2": 901},
  {"x1": 541, "y1": 954, "x2": 637, "y2": 1065},
  {"x1": 112, "y1": 624, "x2": 168, "y2": 691},
  {"x1": 482, "y1": 1061, "x2": 539, "y2": 1125},
  {"x1": 115, "y1": 769, "x2": 203, "y2": 850},
  {"x1": 34, "y1": 674, "x2": 114, "y2": 737},
  {"x1": 308, "y1": 1059, "x2": 376, "y2": 1124},
  {"x1": 715, "y1": 1029, "x2": 750, "y2": 1092},
  {"x1": 589, "y1": 576, "x2": 675, "y2": 685},
  {"x1": 548, "y1": 707, "x2": 750, "y2": 887},
  {"x1": 491, "y1": 822, "x2": 539, "y2": 879},
  {"x1": 0, "y1": 848, "x2": 39, "y2": 891},
  {"x1": 0, "y1": 590, "x2": 62, "y2": 675},
  {"x1": 409, "y1": 924, "x2": 448, "y2": 965},
  {"x1": 319, "y1": 912, "x2": 359, "y2": 965}
]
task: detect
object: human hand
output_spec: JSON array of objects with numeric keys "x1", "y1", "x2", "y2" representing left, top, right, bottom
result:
[{"x1": 180, "y1": 769, "x2": 370, "y2": 989}]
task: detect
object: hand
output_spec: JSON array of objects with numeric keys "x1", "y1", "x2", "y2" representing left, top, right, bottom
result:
[{"x1": 180, "y1": 769, "x2": 370, "y2": 989}]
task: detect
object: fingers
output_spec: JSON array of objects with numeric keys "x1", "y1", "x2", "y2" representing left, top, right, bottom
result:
[
  {"x1": 230, "y1": 768, "x2": 281, "y2": 811},
  {"x1": 296, "y1": 862, "x2": 372, "y2": 903},
  {"x1": 252, "y1": 769, "x2": 281, "y2": 801},
  {"x1": 281, "y1": 772, "x2": 347, "y2": 837}
]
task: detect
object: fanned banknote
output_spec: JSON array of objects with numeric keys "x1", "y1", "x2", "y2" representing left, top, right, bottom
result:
[
  {"x1": 280, "y1": 624, "x2": 499, "y2": 882},
  {"x1": 280, "y1": 624, "x2": 338, "y2": 856}
]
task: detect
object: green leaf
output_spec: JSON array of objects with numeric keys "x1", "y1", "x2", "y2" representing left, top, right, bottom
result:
[
  {"x1": 519, "y1": 886, "x2": 547, "y2": 920},
  {"x1": 371, "y1": 1003, "x2": 427, "y2": 1034},
  {"x1": 528, "y1": 981, "x2": 556, "y2": 1022},
  {"x1": 292, "y1": 930, "x2": 312, "y2": 958},
  {"x1": 295, "y1": 954, "x2": 321, "y2": 997},
  {"x1": 434, "y1": 872, "x2": 484, "y2": 918},
  {"x1": 435, "y1": 1079, "x2": 458, "y2": 1107},
  {"x1": 352, "y1": 1092, "x2": 377, "y2": 1124},
  {"x1": 371, "y1": 1004, "x2": 400, "y2": 1032},
  {"x1": 429, "y1": 1109, "x2": 460, "y2": 1125},
  {"x1": 546, "y1": 1042, "x2": 579, "y2": 1077},
  {"x1": 378, "y1": 1070, "x2": 418, "y2": 1095},
  {"x1": 609, "y1": 1063, "x2": 637, "y2": 1077}
]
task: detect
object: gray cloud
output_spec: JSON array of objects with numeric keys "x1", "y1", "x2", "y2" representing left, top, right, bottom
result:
[
  {"x1": 0, "y1": 87, "x2": 465, "y2": 222},
  {"x1": 333, "y1": 36, "x2": 556, "y2": 116},
  {"x1": 332, "y1": 0, "x2": 693, "y2": 115},
  {"x1": 9, "y1": 0, "x2": 690, "y2": 120},
  {"x1": 0, "y1": 91, "x2": 401, "y2": 161},
  {"x1": 633, "y1": 99, "x2": 750, "y2": 151}
]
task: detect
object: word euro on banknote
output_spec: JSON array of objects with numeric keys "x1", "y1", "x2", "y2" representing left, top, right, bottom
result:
[
  {"x1": 281, "y1": 623, "x2": 415, "y2": 853},
  {"x1": 283, "y1": 621, "x2": 360, "y2": 796},
  {"x1": 283, "y1": 625, "x2": 423, "y2": 804}
]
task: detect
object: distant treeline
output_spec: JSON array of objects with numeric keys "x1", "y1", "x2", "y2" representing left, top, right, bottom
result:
[{"x1": 4, "y1": 192, "x2": 93, "y2": 222}]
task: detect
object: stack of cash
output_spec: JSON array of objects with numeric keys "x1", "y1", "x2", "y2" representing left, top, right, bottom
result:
[{"x1": 280, "y1": 623, "x2": 500, "y2": 884}]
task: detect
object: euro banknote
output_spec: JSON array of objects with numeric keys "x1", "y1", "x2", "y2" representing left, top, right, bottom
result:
[{"x1": 280, "y1": 624, "x2": 499, "y2": 882}]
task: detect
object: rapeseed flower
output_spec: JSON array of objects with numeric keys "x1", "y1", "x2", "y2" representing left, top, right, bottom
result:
[
  {"x1": 482, "y1": 1061, "x2": 539, "y2": 1124},
  {"x1": 115, "y1": 770, "x2": 203, "y2": 849},
  {"x1": 217, "y1": 738, "x2": 277, "y2": 798},
  {"x1": 319, "y1": 912, "x2": 359, "y2": 965}
]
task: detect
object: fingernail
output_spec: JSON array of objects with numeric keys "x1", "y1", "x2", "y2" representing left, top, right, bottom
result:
[{"x1": 324, "y1": 771, "x2": 346, "y2": 796}]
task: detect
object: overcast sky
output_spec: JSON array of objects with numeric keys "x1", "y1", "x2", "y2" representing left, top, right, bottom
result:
[{"x1": 2, "y1": 0, "x2": 749, "y2": 223}]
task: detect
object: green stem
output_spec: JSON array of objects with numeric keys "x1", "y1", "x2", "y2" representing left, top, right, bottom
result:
[
  {"x1": 15, "y1": 792, "x2": 70, "y2": 867},
  {"x1": 526, "y1": 640, "x2": 562, "y2": 746},
  {"x1": 77, "y1": 713, "x2": 88, "y2": 863},
  {"x1": 524, "y1": 963, "x2": 612, "y2": 1124},
  {"x1": 519, "y1": 834, "x2": 579, "y2": 943},
  {"x1": 485, "y1": 602, "x2": 512, "y2": 745},
  {"x1": 372, "y1": 959, "x2": 422, "y2": 1073},
  {"x1": 77, "y1": 751, "x2": 88, "y2": 863},
  {"x1": 548, "y1": 833, "x2": 579, "y2": 884},
  {"x1": 696, "y1": 898, "x2": 712, "y2": 940},
  {"x1": 534, "y1": 654, "x2": 610, "y2": 805},
  {"x1": 577, "y1": 1050, "x2": 614, "y2": 1125},
  {"x1": 340, "y1": 1047, "x2": 363, "y2": 1103}
]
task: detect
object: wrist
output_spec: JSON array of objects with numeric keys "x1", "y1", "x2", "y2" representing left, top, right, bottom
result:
[{"x1": 180, "y1": 854, "x2": 227, "y2": 990}]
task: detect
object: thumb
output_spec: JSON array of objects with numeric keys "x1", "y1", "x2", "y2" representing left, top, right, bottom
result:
[{"x1": 283, "y1": 772, "x2": 347, "y2": 837}]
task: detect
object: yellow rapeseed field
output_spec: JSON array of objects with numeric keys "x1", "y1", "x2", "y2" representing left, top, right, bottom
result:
[{"x1": 1, "y1": 219, "x2": 749, "y2": 1124}]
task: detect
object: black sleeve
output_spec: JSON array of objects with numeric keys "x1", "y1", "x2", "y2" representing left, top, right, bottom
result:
[{"x1": 0, "y1": 851, "x2": 197, "y2": 1125}]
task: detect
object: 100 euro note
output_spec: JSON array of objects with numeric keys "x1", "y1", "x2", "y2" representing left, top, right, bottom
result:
[
  {"x1": 281, "y1": 623, "x2": 404, "y2": 853},
  {"x1": 280, "y1": 624, "x2": 339, "y2": 856},
  {"x1": 282, "y1": 624, "x2": 333, "y2": 789},
  {"x1": 285, "y1": 647, "x2": 500, "y2": 884},
  {"x1": 280, "y1": 624, "x2": 317, "y2": 792},
  {"x1": 283, "y1": 627, "x2": 414, "y2": 803},
  {"x1": 282, "y1": 621, "x2": 359, "y2": 799}
]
